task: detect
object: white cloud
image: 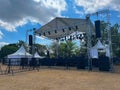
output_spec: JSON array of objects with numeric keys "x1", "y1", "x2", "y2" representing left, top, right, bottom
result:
[
  {"x1": 0, "y1": 0, "x2": 67, "y2": 31},
  {"x1": 75, "y1": 9, "x2": 84, "y2": 17},
  {"x1": 110, "y1": 0, "x2": 120, "y2": 11},
  {"x1": 0, "y1": 20, "x2": 16, "y2": 31},
  {"x1": 0, "y1": 31, "x2": 3, "y2": 39},
  {"x1": 74, "y1": 0, "x2": 120, "y2": 14}
]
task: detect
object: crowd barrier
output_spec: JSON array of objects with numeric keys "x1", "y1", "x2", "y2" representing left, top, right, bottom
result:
[{"x1": 0, "y1": 56, "x2": 111, "y2": 75}]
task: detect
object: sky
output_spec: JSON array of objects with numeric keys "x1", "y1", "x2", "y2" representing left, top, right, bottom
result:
[{"x1": 0, "y1": 0, "x2": 120, "y2": 47}]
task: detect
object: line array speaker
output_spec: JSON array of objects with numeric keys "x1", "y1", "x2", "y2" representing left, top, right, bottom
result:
[{"x1": 95, "y1": 20, "x2": 101, "y2": 38}]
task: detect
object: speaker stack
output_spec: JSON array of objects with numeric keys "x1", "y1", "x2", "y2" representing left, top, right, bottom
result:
[
  {"x1": 99, "y1": 56, "x2": 110, "y2": 71},
  {"x1": 29, "y1": 35, "x2": 33, "y2": 54},
  {"x1": 95, "y1": 20, "x2": 101, "y2": 38},
  {"x1": 29, "y1": 35, "x2": 33, "y2": 46}
]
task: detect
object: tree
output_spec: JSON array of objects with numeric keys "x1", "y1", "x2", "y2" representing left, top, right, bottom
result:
[
  {"x1": 100, "y1": 21, "x2": 120, "y2": 57},
  {"x1": 111, "y1": 23, "x2": 120, "y2": 57},
  {"x1": 35, "y1": 43, "x2": 47, "y2": 56},
  {"x1": 66, "y1": 40, "x2": 77, "y2": 57},
  {"x1": 0, "y1": 44, "x2": 18, "y2": 58},
  {"x1": 59, "y1": 40, "x2": 78, "y2": 57}
]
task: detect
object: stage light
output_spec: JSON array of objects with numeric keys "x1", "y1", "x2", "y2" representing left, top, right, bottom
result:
[
  {"x1": 48, "y1": 31, "x2": 51, "y2": 35},
  {"x1": 56, "y1": 38, "x2": 58, "y2": 40},
  {"x1": 92, "y1": 35, "x2": 95, "y2": 38},
  {"x1": 83, "y1": 33, "x2": 86, "y2": 36},
  {"x1": 43, "y1": 32, "x2": 46, "y2": 36},
  {"x1": 62, "y1": 29, "x2": 65, "y2": 32},
  {"x1": 76, "y1": 35, "x2": 79, "y2": 39},
  {"x1": 80, "y1": 34, "x2": 82, "y2": 37},
  {"x1": 55, "y1": 30, "x2": 57, "y2": 33},
  {"x1": 61, "y1": 38, "x2": 64, "y2": 41},
  {"x1": 73, "y1": 35, "x2": 75, "y2": 40},
  {"x1": 79, "y1": 37, "x2": 82, "y2": 40},
  {"x1": 75, "y1": 26, "x2": 78, "y2": 29},
  {"x1": 68, "y1": 27, "x2": 71, "y2": 31},
  {"x1": 65, "y1": 36, "x2": 66, "y2": 40},
  {"x1": 70, "y1": 35, "x2": 72, "y2": 40}
]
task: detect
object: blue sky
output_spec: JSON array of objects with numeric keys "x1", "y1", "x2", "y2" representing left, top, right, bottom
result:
[{"x1": 0, "y1": 0, "x2": 120, "y2": 47}]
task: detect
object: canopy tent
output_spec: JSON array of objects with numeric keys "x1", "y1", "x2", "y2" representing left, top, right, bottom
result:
[
  {"x1": 35, "y1": 17, "x2": 95, "y2": 39},
  {"x1": 90, "y1": 40, "x2": 110, "y2": 58},
  {"x1": 90, "y1": 47, "x2": 98, "y2": 59},
  {"x1": 8, "y1": 45, "x2": 32, "y2": 58},
  {"x1": 93, "y1": 40, "x2": 105, "y2": 50},
  {"x1": 34, "y1": 52, "x2": 45, "y2": 58}
]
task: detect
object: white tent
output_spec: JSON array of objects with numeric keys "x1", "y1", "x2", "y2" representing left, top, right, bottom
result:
[
  {"x1": 90, "y1": 40, "x2": 111, "y2": 58},
  {"x1": 90, "y1": 47, "x2": 98, "y2": 58},
  {"x1": 34, "y1": 52, "x2": 45, "y2": 58},
  {"x1": 93, "y1": 40, "x2": 105, "y2": 50},
  {"x1": 105, "y1": 45, "x2": 110, "y2": 57},
  {"x1": 8, "y1": 45, "x2": 32, "y2": 58}
]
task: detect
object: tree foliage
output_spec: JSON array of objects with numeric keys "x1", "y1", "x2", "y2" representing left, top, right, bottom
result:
[
  {"x1": 51, "y1": 40, "x2": 79, "y2": 58},
  {"x1": 35, "y1": 43, "x2": 47, "y2": 56},
  {"x1": 0, "y1": 40, "x2": 47, "y2": 58},
  {"x1": 0, "y1": 44, "x2": 18, "y2": 58},
  {"x1": 100, "y1": 21, "x2": 120, "y2": 57}
]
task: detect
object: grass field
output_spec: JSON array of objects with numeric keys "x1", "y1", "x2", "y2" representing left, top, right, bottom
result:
[{"x1": 0, "y1": 69, "x2": 120, "y2": 90}]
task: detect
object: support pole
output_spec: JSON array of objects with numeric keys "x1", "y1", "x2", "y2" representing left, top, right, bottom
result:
[
  {"x1": 32, "y1": 31, "x2": 36, "y2": 57},
  {"x1": 56, "y1": 40, "x2": 59, "y2": 58},
  {"x1": 107, "y1": 10, "x2": 113, "y2": 72},
  {"x1": 86, "y1": 16, "x2": 92, "y2": 70}
]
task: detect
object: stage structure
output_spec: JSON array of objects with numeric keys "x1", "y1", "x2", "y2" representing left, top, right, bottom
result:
[
  {"x1": 86, "y1": 10, "x2": 113, "y2": 71},
  {"x1": 35, "y1": 17, "x2": 94, "y2": 39},
  {"x1": 26, "y1": 28, "x2": 36, "y2": 57},
  {"x1": 34, "y1": 11, "x2": 113, "y2": 71},
  {"x1": 34, "y1": 17, "x2": 94, "y2": 69}
]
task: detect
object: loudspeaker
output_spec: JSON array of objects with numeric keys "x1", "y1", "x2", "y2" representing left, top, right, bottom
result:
[
  {"x1": 70, "y1": 36, "x2": 72, "y2": 40},
  {"x1": 29, "y1": 35, "x2": 33, "y2": 46},
  {"x1": 68, "y1": 27, "x2": 71, "y2": 31},
  {"x1": 99, "y1": 56, "x2": 110, "y2": 71},
  {"x1": 62, "y1": 29, "x2": 65, "y2": 32},
  {"x1": 48, "y1": 31, "x2": 50, "y2": 35},
  {"x1": 43, "y1": 32, "x2": 46, "y2": 36},
  {"x1": 95, "y1": 20, "x2": 101, "y2": 38},
  {"x1": 55, "y1": 30, "x2": 57, "y2": 33},
  {"x1": 65, "y1": 36, "x2": 66, "y2": 40},
  {"x1": 75, "y1": 26, "x2": 78, "y2": 29}
]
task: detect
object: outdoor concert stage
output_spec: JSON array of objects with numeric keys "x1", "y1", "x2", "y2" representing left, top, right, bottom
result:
[{"x1": 1, "y1": 15, "x2": 113, "y2": 75}]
